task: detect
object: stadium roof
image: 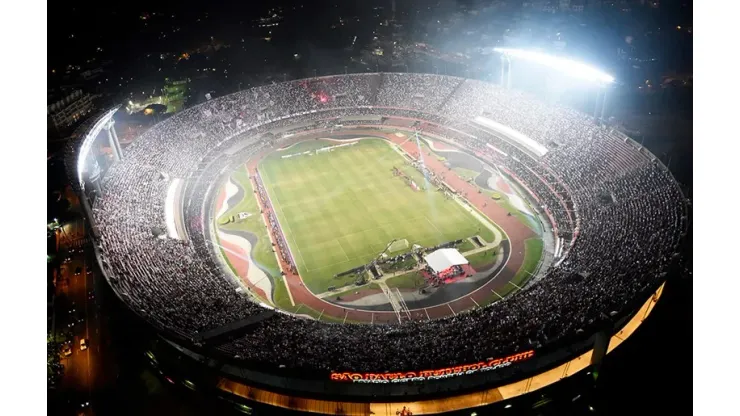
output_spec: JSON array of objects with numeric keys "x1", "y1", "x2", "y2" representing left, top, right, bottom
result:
[{"x1": 424, "y1": 248, "x2": 469, "y2": 273}]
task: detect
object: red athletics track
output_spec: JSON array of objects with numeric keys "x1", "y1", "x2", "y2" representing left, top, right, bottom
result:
[{"x1": 237, "y1": 128, "x2": 537, "y2": 324}]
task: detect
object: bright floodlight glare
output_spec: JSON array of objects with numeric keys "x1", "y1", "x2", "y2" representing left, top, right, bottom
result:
[
  {"x1": 495, "y1": 47, "x2": 614, "y2": 84},
  {"x1": 77, "y1": 106, "x2": 120, "y2": 186}
]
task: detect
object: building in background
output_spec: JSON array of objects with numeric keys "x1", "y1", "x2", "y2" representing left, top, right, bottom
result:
[
  {"x1": 163, "y1": 78, "x2": 189, "y2": 113},
  {"x1": 47, "y1": 89, "x2": 96, "y2": 134}
]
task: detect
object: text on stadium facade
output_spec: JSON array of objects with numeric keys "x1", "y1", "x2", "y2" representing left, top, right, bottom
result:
[{"x1": 330, "y1": 350, "x2": 535, "y2": 383}]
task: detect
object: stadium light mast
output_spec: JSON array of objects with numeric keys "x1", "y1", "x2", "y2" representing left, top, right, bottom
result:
[
  {"x1": 594, "y1": 87, "x2": 611, "y2": 124},
  {"x1": 494, "y1": 48, "x2": 614, "y2": 123},
  {"x1": 500, "y1": 54, "x2": 510, "y2": 88}
]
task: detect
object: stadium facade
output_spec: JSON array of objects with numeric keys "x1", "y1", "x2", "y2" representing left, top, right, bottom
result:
[{"x1": 67, "y1": 73, "x2": 687, "y2": 414}]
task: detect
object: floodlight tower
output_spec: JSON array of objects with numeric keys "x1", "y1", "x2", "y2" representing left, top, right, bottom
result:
[
  {"x1": 499, "y1": 54, "x2": 513, "y2": 89},
  {"x1": 593, "y1": 83, "x2": 611, "y2": 125},
  {"x1": 494, "y1": 48, "x2": 615, "y2": 124}
]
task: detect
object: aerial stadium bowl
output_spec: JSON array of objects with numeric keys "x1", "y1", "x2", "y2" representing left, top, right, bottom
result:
[{"x1": 71, "y1": 72, "x2": 687, "y2": 415}]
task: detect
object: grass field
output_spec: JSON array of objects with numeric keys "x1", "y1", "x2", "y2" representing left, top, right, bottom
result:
[
  {"x1": 386, "y1": 270, "x2": 426, "y2": 289},
  {"x1": 464, "y1": 247, "x2": 498, "y2": 269},
  {"x1": 379, "y1": 255, "x2": 418, "y2": 274},
  {"x1": 259, "y1": 138, "x2": 499, "y2": 294},
  {"x1": 455, "y1": 239, "x2": 477, "y2": 253}
]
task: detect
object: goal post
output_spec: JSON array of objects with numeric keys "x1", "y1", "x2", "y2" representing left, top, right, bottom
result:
[{"x1": 387, "y1": 238, "x2": 410, "y2": 253}]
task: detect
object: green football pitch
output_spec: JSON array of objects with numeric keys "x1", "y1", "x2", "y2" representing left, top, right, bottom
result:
[{"x1": 258, "y1": 138, "x2": 499, "y2": 294}]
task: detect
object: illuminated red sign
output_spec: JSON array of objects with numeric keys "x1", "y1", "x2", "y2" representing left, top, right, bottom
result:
[{"x1": 330, "y1": 350, "x2": 535, "y2": 383}]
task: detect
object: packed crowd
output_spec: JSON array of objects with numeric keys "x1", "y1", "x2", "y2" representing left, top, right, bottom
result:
[
  {"x1": 253, "y1": 171, "x2": 298, "y2": 274},
  {"x1": 82, "y1": 73, "x2": 687, "y2": 375}
]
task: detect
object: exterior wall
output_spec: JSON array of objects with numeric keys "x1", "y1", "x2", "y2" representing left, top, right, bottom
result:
[{"x1": 142, "y1": 284, "x2": 665, "y2": 415}]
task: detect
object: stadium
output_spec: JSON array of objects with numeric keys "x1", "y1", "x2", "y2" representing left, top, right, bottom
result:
[{"x1": 67, "y1": 71, "x2": 687, "y2": 414}]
